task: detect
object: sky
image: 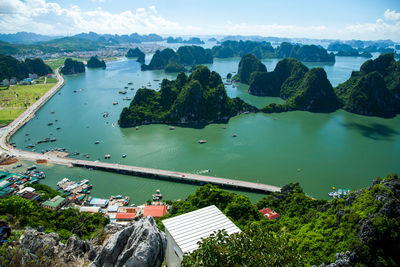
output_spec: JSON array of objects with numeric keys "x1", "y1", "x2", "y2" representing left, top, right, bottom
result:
[{"x1": 0, "y1": 0, "x2": 400, "y2": 41}]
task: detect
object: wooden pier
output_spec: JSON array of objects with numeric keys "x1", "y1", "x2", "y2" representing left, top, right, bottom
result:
[{"x1": 72, "y1": 159, "x2": 281, "y2": 193}]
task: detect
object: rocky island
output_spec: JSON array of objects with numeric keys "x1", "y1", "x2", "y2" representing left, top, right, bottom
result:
[
  {"x1": 126, "y1": 47, "x2": 145, "y2": 64},
  {"x1": 0, "y1": 55, "x2": 52, "y2": 80},
  {"x1": 238, "y1": 53, "x2": 399, "y2": 117},
  {"x1": 61, "y1": 58, "x2": 85, "y2": 75},
  {"x1": 119, "y1": 65, "x2": 257, "y2": 127},
  {"x1": 211, "y1": 40, "x2": 335, "y2": 62},
  {"x1": 86, "y1": 56, "x2": 106, "y2": 68},
  {"x1": 141, "y1": 46, "x2": 213, "y2": 72},
  {"x1": 335, "y1": 53, "x2": 400, "y2": 117}
]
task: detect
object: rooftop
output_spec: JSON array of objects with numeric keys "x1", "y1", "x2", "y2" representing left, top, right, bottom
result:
[
  {"x1": 143, "y1": 205, "x2": 167, "y2": 218},
  {"x1": 259, "y1": 208, "x2": 280, "y2": 220},
  {"x1": 115, "y1": 213, "x2": 136, "y2": 220},
  {"x1": 42, "y1": 195, "x2": 65, "y2": 208},
  {"x1": 162, "y1": 205, "x2": 241, "y2": 253}
]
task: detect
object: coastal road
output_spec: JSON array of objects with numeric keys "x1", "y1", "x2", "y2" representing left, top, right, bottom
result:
[{"x1": 0, "y1": 68, "x2": 281, "y2": 193}]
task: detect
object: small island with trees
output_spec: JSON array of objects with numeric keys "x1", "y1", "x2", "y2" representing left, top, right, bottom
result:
[
  {"x1": 86, "y1": 56, "x2": 106, "y2": 68},
  {"x1": 119, "y1": 65, "x2": 257, "y2": 127},
  {"x1": 126, "y1": 47, "x2": 145, "y2": 64},
  {"x1": 61, "y1": 58, "x2": 85, "y2": 75},
  {"x1": 141, "y1": 46, "x2": 213, "y2": 72},
  {"x1": 234, "y1": 52, "x2": 400, "y2": 117}
]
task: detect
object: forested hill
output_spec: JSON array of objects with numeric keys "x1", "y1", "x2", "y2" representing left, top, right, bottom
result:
[
  {"x1": 158, "y1": 174, "x2": 400, "y2": 266},
  {"x1": 212, "y1": 40, "x2": 335, "y2": 62},
  {"x1": 141, "y1": 46, "x2": 213, "y2": 72},
  {"x1": 0, "y1": 54, "x2": 52, "y2": 80},
  {"x1": 119, "y1": 65, "x2": 257, "y2": 127}
]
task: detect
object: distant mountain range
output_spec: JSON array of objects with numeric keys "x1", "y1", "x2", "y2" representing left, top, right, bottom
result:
[{"x1": 0, "y1": 32, "x2": 61, "y2": 44}]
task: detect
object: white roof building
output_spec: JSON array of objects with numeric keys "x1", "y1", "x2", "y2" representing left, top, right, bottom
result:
[{"x1": 162, "y1": 205, "x2": 241, "y2": 267}]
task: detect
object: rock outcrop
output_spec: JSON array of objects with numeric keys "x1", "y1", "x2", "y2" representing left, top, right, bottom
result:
[
  {"x1": 90, "y1": 217, "x2": 166, "y2": 267},
  {"x1": 61, "y1": 58, "x2": 85, "y2": 75}
]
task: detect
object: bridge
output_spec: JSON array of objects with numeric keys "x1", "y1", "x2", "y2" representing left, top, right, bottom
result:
[{"x1": 0, "y1": 68, "x2": 281, "y2": 194}]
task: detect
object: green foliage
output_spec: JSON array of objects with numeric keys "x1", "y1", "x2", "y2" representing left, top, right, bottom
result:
[
  {"x1": 141, "y1": 46, "x2": 212, "y2": 71},
  {"x1": 174, "y1": 175, "x2": 400, "y2": 266},
  {"x1": 276, "y1": 42, "x2": 335, "y2": 62},
  {"x1": 235, "y1": 53, "x2": 266, "y2": 84},
  {"x1": 181, "y1": 228, "x2": 303, "y2": 267},
  {"x1": 0, "y1": 196, "x2": 109, "y2": 240},
  {"x1": 212, "y1": 40, "x2": 275, "y2": 59},
  {"x1": 29, "y1": 183, "x2": 61, "y2": 201},
  {"x1": 126, "y1": 48, "x2": 145, "y2": 64},
  {"x1": 335, "y1": 53, "x2": 400, "y2": 117},
  {"x1": 119, "y1": 66, "x2": 257, "y2": 127},
  {"x1": 61, "y1": 58, "x2": 85, "y2": 75},
  {"x1": 86, "y1": 56, "x2": 106, "y2": 68},
  {"x1": 164, "y1": 62, "x2": 185, "y2": 73},
  {"x1": 0, "y1": 54, "x2": 28, "y2": 80}
]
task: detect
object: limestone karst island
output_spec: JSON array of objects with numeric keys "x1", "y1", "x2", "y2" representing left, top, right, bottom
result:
[{"x1": 0, "y1": 1, "x2": 399, "y2": 266}]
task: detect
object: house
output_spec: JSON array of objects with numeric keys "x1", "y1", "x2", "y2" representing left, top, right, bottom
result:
[
  {"x1": 16, "y1": 186, "x2": 35, "y2": 195},
  {"x1": 20, "y1": 191, "x2": 40, "y2": 201},
  {"x1": 162, "y1": 205, "x2": 241, "y2": 267},
  {"x1": 2, "y1": 79, "x2": 9, "y2": 86},
  {"x1": 259, "y1": 207, "x2": 280, "y2": 220},
  {"x1": 28, "y1": 73, "x2": 38, "y2": 79},
  {"x1": 9, "y1": 78, "x2": 17, "y2": 85},
  {"x1": 80, "y1": 206, "x2": 101, "y2": 213},
  {"x1": 143, "y1": 205, "x2": 167, "y2": 218},
  {"x1": 88, "y1": 197, "x2": 109, "y2": 208},
  {"x1": 115, "y1": 212, "x2": 136, "y2": 223},
  {"x1": 42, "y1": 195, "x2": 66, "y2": 210}
]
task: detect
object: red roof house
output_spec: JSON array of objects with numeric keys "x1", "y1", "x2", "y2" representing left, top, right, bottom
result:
[
  {"x1": 115, "y1": 212, "x2": 136, "y2": 221},
  {"x1": 143, "y1": 205, "x2": 167, "y2": 218},
  {"x1": 259, "y1": 208, "x2": 280, "y2": 220}
]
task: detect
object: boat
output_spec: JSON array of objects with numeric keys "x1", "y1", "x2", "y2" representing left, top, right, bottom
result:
[
  {"x1": 122, "y1": 154, "x2": 127, "y2": 158},
  {"x1": 95, "y1": 141, "x2": 100, "y2": 144},
  {"x1": 113, "y1": 102, "x2": 118, "y2": 105},
  {"x1": 128, "y1": 82, "x2": 133, "y2": 85},
  {"x1": 124, "y1": 86, "x2": 128, "y2": 89},
  {"x1": 232, "y1": 134, "x2": 237, "y2": 137},
  {"x1": 104, "y1": 154, "x2": 111, "y2": 159},
  {"x1": 111, "y1": 195, "x2": 122, "y2": 199},
  {"x1": 153, "y1": 79, "x2": 160, "y2": 81},
  {"x1": 198, "y1": 139, "x2": 207, "y2": 144},
  {"x1": 119, "y1": 90, "x2": 127, "y2": 94},
  {"x1": 12, "y1": 164, "x2": 22, "y2": 169},
  {"x1": 135, "y1": 126, "x2": 139, "y2": 130},
  {"x1": 169, "y1": 126, "x2": 175, "y2": 130},
  {"x1": 152, "y1": 189, "x2": 162, "y2": 201},
  {"x1": 328, "y1": 188, "x2": 351, "y2": 199},
  {"x1": 124, "y1": 196, "x2": 130, "y2": 206},
  {"x1": 123, "y1": 97, "x2": 131, "y2": 101},
  {"x1": 47, "y1": 122, "x2": 53, "y2": 126},
  {"x1": 26, "y1": 144, "x2": 35, "y2": 148},
  {"x1": 50, "y1": 137, "x2": 56, "y2": 142},
  {"x1": 27, "y1": 165, "x2": 36, "y2": 171},
  {"x1": 50, "y1": 111, "x2": 55, "y2": 114},
  {"x1": 56, "y1": 127, "x2": 61, "y2": 130},
  {"x1": 103, "y1": 112, "x2": 109, "y2": 118},
  {"x1": 84, "y1": 153, "x2": 89, "y2": 158}
]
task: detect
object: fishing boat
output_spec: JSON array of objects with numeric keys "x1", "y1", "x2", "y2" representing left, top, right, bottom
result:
[
  {"x1": 124, "y1": 196, "x2": 130, "y2": 206},
  {"x1": 198, "y1": 139, "x2": 207, "y2": 144},
  {"x1": 232, "y1": 134, "x2": 237, "y2": 137},
  {"x1": 135, "y1": 126, "x2": 139, "y2": 130},
  {"x1": 169, "y1": 126, "x2": 175, "y2": 130},
  {"x1": 95, "y1": 141, "x2": 100, "y2": 144},
  {"x1": 152, "y1": 189, "x2": 163, "y2": 201},
  {"x1": 104, "y1": 154, "x2": 111, "y2": 159},
  {"x1": 26, "y1": 144, "x2": 35, "y2": 148},
  {"x1": 122, "y1": 154, "x2": 127, "y2": 158},
  {"x1": 103, "y1": 112, "x2": 109, "y2": 118},
  {"x1": 123, "y1": 97, "x2": 131, "y2": 100},
  {"x1": 128, "y1": 82, "x2": 133, "y2": 85},
  {"x1": 119, "y1": 90, "x2": 127, "y2": 94},
  {"x1": 328, "y1": 187, "x2": 351, "y2": 199},
  {"x1": 47, "y1": 122, "x2": 53, "y2": 126},
  {"x1": 56, "y1": 127, "x2": 61, "y2": 130},
  {"x1": 113, "y1": 101, "x2": 118, "y2": 105}
]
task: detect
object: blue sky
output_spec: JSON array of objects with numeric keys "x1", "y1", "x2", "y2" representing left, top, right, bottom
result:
[{"x1": 0, "y1": 0, "x2": 399, "y2": 41}]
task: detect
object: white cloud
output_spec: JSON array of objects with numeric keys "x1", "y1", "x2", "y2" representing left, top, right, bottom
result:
[
  {"x1": 384, "y1": 9, "x2": 400, "y2": 22},
  {"x1": 0, "y1": 0, "x2": 192, "y2": 35},
  {"x1": 344, "y1": 9, "x2": 400, "y2": 41}
]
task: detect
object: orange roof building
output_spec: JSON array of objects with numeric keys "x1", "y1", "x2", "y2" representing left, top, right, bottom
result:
[
  {"x1": 115, "y1": 212, "x2": 136, "y2": 220},
  {"x1": 259, "y1": 208, "x2": 280, "y2": 220},
  {"x1": 143, "y1": 205, "x2": 167, "y2": 218}
]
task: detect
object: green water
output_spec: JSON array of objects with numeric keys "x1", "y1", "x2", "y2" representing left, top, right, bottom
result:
[{"x1": 8, "y1": 57, "x2": 400, "y2": 203}]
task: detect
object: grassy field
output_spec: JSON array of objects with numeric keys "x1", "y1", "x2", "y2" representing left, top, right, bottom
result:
[{"x1": 0, "y1": 82, "x2": 56, "y2": 126}]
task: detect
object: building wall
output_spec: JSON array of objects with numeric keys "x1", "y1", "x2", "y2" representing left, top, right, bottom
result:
[{"x1": 165, "y1": 228, "x2": 184, "y2": 267}]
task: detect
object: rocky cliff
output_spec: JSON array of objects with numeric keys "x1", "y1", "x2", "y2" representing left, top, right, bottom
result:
[
  {"x1": 87, "y1": 56, "x2": 106, "y2": 68},
  {"x1": 15, "y1": 217, "x2": 166, "y2": 267},
  {"x1": 234, "y1": 53, "x2": 267, "y2": 84},
  {"x1": 61, "y1": 58, "x2": 85, "y2": 75}
]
